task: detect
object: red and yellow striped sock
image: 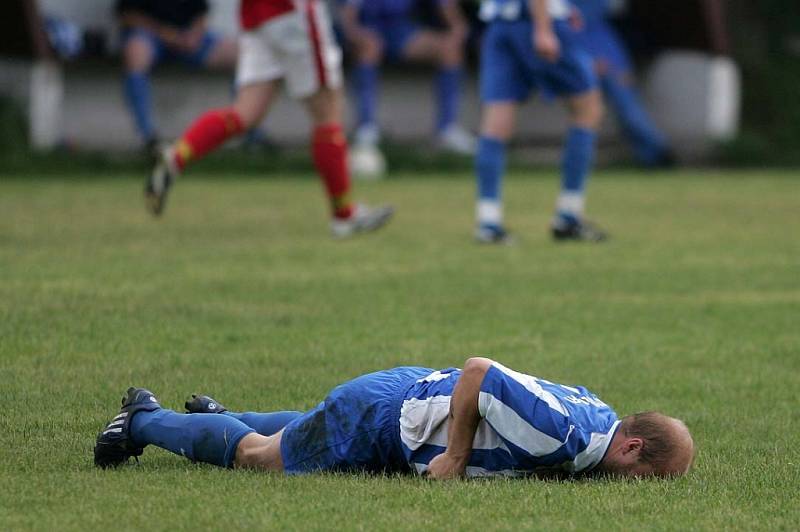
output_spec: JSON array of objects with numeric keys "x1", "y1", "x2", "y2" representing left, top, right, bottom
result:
[
  {"x1": 311, "y1": 123, "x2": 353, "y2": 219},
  {"x1": 173, "y1": 108, "x2": 244, "y2": 171}
]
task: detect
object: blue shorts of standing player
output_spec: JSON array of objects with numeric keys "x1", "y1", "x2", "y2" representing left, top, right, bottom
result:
[
  {"x1": 572, "y1": 0, "x2": 673, "y2": 168},
  {"x1": 474, "y1": 0, "x2": 607, "y2": 243},
  {"x1": 94, "y1": 357, "x2": 695, "y2": 479},
  {"x1": 338, "y1": 0, "x2": 476, "y2": 156},
  {"x1": 116, "y1": 0, "x2": 238, "y2": 149}
]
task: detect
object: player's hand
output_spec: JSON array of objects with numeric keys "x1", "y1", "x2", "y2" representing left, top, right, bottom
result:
[
  {"x1": 534, "y1": 27, "x2": 560, "y2": 63},
  {"x1": 568, "y1": 7, "x2": 585, "y2": 32},
  {"x1": 425, "y1": 452, "x2": 466, "y2": 480}
]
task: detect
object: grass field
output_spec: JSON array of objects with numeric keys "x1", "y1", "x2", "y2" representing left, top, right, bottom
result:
[{"x1": 1, "y1": 169, "x2": 798, "y2": 530}]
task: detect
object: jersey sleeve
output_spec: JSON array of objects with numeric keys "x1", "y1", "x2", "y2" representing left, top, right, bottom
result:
[{"x1": 477, "y1": 362, "x2": 574, "y2": 465}]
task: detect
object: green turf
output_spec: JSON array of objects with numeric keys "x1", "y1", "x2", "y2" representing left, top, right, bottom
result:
[{"x1": 1, "y1": 170, "x2": 798, "y2": 531}]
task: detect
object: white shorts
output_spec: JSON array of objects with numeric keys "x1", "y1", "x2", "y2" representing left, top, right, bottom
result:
[{"x1": 236, "y1": 0, "x2": 343, "y2": 99}]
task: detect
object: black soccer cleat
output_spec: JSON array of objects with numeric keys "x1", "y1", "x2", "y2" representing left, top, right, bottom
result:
[
  {"x1": 551, "y1": 218, "x2": 608, "y2": 243},
  {"x1": 185, "y1": 394, "x2": 227, "y2": 414},
  {"x1": 94, "y1": 387, "x2": 161, "y2": 469},
  {"x1": 144, "y1": 147, "x2": 179, "y2": 217}
]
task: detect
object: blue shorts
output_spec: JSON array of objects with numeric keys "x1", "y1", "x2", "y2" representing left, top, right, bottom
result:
[
  {"x1": 364, "y1": 19, "x2": 419, "y2": 62},
  {"x1": 122, "y1": 28, "x2": 220, "y2": 68},
  {"x1": 574, "y1": 22, "x2": 633, "y2": 78},
  {"x1": 480, "y1": 20, "x2": 596, "y2": 103},
  {"x1": 280, "y1": 366, "x2": 433, "y2": 474}
]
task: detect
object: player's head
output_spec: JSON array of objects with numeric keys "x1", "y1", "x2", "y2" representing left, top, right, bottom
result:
[{"x1": 600, "y1": 412, "x2": 694, "y2": 478}]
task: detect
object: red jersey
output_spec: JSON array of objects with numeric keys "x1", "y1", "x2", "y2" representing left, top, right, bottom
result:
[{"x1": 240, "y1": 0, "x2": 296, "y2": 30}]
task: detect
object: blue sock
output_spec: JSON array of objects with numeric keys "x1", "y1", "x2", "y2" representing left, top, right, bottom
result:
[
  {"x1": 562, "y1": 127, "x2": 596, "y2": 193},
  {"x1": 477, "y1": 136, "x2": 506, "y2": 201},
  {"x1": 436, "y1": 67, "x2": 462, "y2": 132},
  {"x1": 354, "y1": 64, "x2": 378, "y2": 127},
  {"x1": 223, "y1": 411, "x2": 303, "y2": 437},
  {"x1": 130, "y1": 409, "x2": 255, "y2": 468},
  {"x1": 558, "y1": 127, "x2": 596, "y2": 221},
  {"x1": 476, "y1": 136, "x2": 506, "y2": 226},
  {"x1": 123, "y1": 72, "x2": 156, "y2": 142},
  {"x1": 601, "y1": 75, "x2": 668, "y2": 165}
]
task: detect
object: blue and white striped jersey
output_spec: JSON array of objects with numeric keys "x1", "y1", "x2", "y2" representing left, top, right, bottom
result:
[
  {"x1": 479, "y1": 0, "x2": 572, "y2": 22},
  {"x1": 399, "y1": 361, "x2": 620, "y2": 477}
]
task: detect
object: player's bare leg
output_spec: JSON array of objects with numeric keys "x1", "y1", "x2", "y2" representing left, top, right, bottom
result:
[
  {"x1": 403, "y1": 30, "x2": 475, "y2": 154},
  {"x1": 564, "y1": 89, "x2": 604, "y2": 131},
  {"x1": 402, "y1": 30, "x2": 460, "y2": 66},
  {"x1": 480, "y1": 102, "x2": 518, "y2": 142},
  {"x1": 204, "y1": 37, "x2": 239, "y2": 70},
  {"x1": 474, "y1": 101, "x2": 518, "y2": 243},
  {"x1": 304, "y1": 85, "x2": 346, "y2": 128},
  {"x1": 234, "y1": 431, "x2": 285, "y2": 471}
]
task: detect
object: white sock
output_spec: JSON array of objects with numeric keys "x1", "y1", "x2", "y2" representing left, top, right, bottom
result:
[
  {"x1": 556, "y1": 191, "x2": 585, "y2": 218},
  {"x1": 477, "y1": 199, "x2": 503, "y2": 227}
]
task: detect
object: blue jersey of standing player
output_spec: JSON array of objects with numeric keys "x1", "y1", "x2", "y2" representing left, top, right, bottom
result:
[
  {"x1": 478, "y1": 0, "x2": 573, "y2": 22},
  {"x1": 399, "y1": 361, "x2": 620, "y2": 477}
]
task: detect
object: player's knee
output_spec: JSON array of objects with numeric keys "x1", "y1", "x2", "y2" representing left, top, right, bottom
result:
[
  {"x1": 440, "y1": 37, "x2": 464, "y2": 67},
  {"x1": 306, "y1": 87, "x2": 344, "y2": 126},
  {"x1": 480, "y1": 105, "x2": 516, "y2": 141},
  {"x1": 356, "y1": 37, "x2": 384, "y2": 65},
  {"x1": 586, "y1": 96, "x2": 605, "y2": 126},
  {"x1": 123, "y1": 37, "x2": 154, "y2": 73},
  {"x1": 234, "y1": 433, "x2": 275, "y2": 469},
  {"x1": 570, "y1": 91, "x2": 604, "y2": 129}
]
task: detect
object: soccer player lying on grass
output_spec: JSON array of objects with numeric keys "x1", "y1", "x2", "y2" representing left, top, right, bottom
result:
[
  {"x1": 145, "y1": 0, "x2": 394, "y2": 238},
  {"x1": 95, "y1": 358, "x2": 694, "y2": 478}
]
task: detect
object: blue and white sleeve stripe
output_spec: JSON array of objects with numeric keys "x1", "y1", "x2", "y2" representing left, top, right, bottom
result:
[{"x1": 478, "y1": 362, "x2": 574, "y2": 460}]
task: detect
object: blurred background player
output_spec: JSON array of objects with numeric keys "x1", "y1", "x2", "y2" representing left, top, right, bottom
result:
[
  {"x1": 475, "y1": 0, "x2": 607, "y2": 243},
  {"x1": 339, "y1": 0, "x2": 477, "y2": 164},
  {"x1": 572, "y1": 0, "x2": 674, "y2": 168},
  {"x1": 116, "y1": 0, "x2": 238, "y2": 152},
  {"x1": 146, "y1": 0, "x2": 394, "y2": 238}
]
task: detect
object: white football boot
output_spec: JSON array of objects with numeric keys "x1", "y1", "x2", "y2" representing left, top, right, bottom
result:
[{"x1": 330, "y1": 204, "x2": 395, "y2": 238}]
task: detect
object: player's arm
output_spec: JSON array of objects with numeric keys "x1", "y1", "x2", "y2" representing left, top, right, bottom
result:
[
  {"x1": 529, "y1": 0, "x2": 560, "y2": 62},
  {"x1": 437, "y1": 0, "x2": 468, "y2": 43},
  {"x1": 425, "y1": 357, "x2": 493, "y2": 480}
]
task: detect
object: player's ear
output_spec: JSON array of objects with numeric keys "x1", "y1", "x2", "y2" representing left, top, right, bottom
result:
[{"x1": 623, "y1": 437, "x2": 644, "y2": 455}]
